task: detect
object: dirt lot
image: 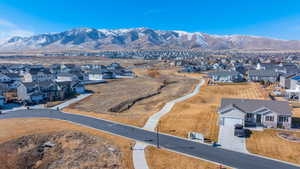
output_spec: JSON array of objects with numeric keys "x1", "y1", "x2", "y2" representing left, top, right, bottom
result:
[
  {"x1": 0, "y1": 118, "x2": 134, "y2": 169},
  {"x1": 246, "y1": 129, "x2": 300, "y2": 165},
  {"x1": 0, "y1": 131, "x2": 123, "y2": 169},
  {"x1": 65, "y1": 68, "x2": 198, "y2": 127},
  {"x1": 145, "y1": 146, "x2": 220, "y2": 169},
  {"x1": 159, "y1": 82, "x2": 268, "y2": 142}
]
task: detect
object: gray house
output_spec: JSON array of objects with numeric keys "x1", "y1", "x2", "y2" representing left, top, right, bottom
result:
[
  {"x1": 279, "y1": 73, "x2": 298, "y2": 89},
  {"x1": 218, "y1": 98, "x2": 292, "y2": 129},
  {"x1": 208, "y1": 71, "x2": 244, "y2": 83},
  {"x1": 248, "y1": 70, "x2": 278, "y2": 83},
  {"x1": 288, "y1": 76, "x2": 300, "y2": 90}
]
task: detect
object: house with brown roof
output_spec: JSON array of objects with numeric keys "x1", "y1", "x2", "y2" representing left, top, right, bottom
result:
[{"x1": 218, "y1": 98, "x2": 292, "y2": 129}]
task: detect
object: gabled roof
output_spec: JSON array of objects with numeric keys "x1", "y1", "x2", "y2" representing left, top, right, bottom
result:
[
  {"x1": 208, "y1": 71, "x2": 240, "y2": 77},
  {"x1": 248, "y1": 70, "x2": 277, "y2": 77},
  {"x1": 219, "y1": 98, "x2": 291, "y2": 115},
  {"x1": 4, "y1": 73, "x2": 21, "y2": 78},
  {"x1": 28, "y1": 68, "x2": 51, "y2": 75}
]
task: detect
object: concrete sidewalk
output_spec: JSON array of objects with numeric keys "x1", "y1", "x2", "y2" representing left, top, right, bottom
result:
[
  {"x1": 51, "y1": 93, "x2": 92, "y2": 110},
  {"x1": 133, "y1": 78, "x2": 205, "y2": 169},
  {"x1": 133, "y1": 142, "x2": 149, "y2": 169},
  {"x1": 143, "y1": 79, "x2": 205, "y2": 131}
]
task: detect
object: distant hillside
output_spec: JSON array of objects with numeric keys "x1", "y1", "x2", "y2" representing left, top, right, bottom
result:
[{"x1": 1, "y1": 27, "x2": 300, "y2": 51}]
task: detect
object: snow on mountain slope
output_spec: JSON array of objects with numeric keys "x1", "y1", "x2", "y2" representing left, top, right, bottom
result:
[{"x1": 0, "y1": 27, "x2": 300, "y2": 51}]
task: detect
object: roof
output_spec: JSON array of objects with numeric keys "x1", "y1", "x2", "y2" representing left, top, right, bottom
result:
[
  {"x1": 4, "y1": 73, "x2": 21, "y2": 78},
  {"x1": 248, "y1": 70, "x2": 277, "y2": 77},
  {"x1": 28, "y1": 68, "x2": 51, "y2": 75},
  {"x1": 219, "y1": 98, "x2": 292, "y2": 115},
  {"x1": 208, "y1": 71, "x2": 240, "y2": 77},
  {"x1": 291, "y1": 76, "x2": 300, "y2": 81},
  {"x1": 57, "y1": 72, "x2": 75, "y2": 77},
  {"x1": 281, "y1": 73, "x2": 298, "y2": 78}
]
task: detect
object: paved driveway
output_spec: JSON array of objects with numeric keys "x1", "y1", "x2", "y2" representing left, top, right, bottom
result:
[{"x1": 218, "y1": 125, "x2": 249, "y2": 153}]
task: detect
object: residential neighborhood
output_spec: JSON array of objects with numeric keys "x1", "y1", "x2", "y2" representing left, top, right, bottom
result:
[{"x1": 0, "y1": 63, "x2": 134, "y2": 107}]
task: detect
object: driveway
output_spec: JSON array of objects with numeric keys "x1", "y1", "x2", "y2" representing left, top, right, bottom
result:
[{"x1": 218, "y1": 124, "x2": 249, "y2": 153}]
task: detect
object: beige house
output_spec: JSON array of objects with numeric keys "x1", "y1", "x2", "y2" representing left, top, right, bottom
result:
[{"x1": 218, "y1": 98, "x2": 292, "y2": 129}]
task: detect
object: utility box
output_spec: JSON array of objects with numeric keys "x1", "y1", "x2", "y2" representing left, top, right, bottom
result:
[{"x1": 188, "y1": 132, "x2": 204, "y2": 143}]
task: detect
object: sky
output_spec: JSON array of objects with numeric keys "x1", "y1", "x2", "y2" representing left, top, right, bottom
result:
[{"x1": 1, "y1": 0, "x2": 300, "y2": 40}]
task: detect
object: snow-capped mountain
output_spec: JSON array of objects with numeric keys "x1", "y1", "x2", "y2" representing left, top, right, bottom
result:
[{"x1": 1, "y1": 27, "x2": 300, "y2": 51}]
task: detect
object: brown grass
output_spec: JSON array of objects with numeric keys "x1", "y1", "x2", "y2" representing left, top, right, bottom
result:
[
  {"x1": 147, "y1": 69, "x2": 161, "y2": 78},
  {"x1": 145, "y1": 146, "x2": 221, "y2": 169},
  {"x1": 64, "y1": 68, "x2": 198, "y2": 127},
  {"x1": 0, "y1": 118, "x2": 134, "y2": 169},
  {"x1": 246, "y1": 129, "x2": 300, "y2": 165},
  {"x1": 160, "y1": 82, "x2": 268, "y2": 142},
  {"x1": 292, "y1": 108, "x2": 300, "y2": 118}
]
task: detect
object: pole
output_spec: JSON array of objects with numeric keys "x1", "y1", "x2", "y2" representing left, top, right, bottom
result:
[{"x1": 157, "y1": 121, "x2": 160, "y2": 148}]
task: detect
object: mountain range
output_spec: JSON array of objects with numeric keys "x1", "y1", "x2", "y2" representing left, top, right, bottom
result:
[{"x1": 1, "y1": 27, "x2": 300, "y2": 51}]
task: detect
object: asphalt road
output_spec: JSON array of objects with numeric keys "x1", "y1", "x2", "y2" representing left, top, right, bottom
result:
[{"x1": 1, "y1": 109, "x2": 299, "y2": 169}]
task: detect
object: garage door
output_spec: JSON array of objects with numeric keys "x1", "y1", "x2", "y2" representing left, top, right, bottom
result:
[{"x1": 224, "y1": 118, "x2": 243, "y2": 127}]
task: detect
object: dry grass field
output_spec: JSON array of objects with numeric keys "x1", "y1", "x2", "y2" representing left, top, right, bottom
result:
[
  {"x1": 71, "y1": 77, "x2": 162, "y2": 114},
  {"x1": 246, "y1": 129, "x2": 300, "y2": 165},
  {"x1": 0, "y1": 118, "x2": 134, "y2": 169},
  {"x1": 145, "y1": 146, "x2": 221, "y2": 169},
  {"x1": 159, "y1": 82, "x2": 268, "y2": 142},
  {"x1": 0, "y1": 56, "x2": 148, "y2": 67},
  {"x1": 65, "y1": 68, "x2": 198, "y2": 127},
  {"x1": 292, "y1": 108, "x2": 300, "y2": 118}
]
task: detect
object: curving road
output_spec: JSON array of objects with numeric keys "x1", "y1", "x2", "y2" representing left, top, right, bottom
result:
[{"x1": 1, "y1": 109, "x2": 300, "y2": 169}]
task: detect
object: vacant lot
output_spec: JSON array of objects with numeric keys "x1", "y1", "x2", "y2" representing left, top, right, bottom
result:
[
  {"x1": 0, "y1": 118, "x2": 134, "y2": 169},
  {"x1": 0, "y1": 56, "x2": 148, "y2": 67},
  {"x1": 159, "y1": 82, "x2": 268, "y2": 142},
  {"x1": 145, "y1": 146, "x2": 220, "y2": 169},
  {"x1": 66, "y1": 68, "x2": 198, "y2": 127},
  {"x1": 0, "y1": 131, "x2": 123, "y2": 169},
  {"x1": 246, "y1": 129, "x2": 300, "y2": 165},
  {"x1": 71, "y1": 77, "x2": 162, "y2": 114}
]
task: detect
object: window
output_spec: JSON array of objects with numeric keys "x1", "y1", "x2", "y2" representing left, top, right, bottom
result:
[
  {"x1": 265, "y1": 116, "x2": 274, "y2": 122},
  {"x1": 246, "y1": 113, "x2": 253, "y2": 118},
  {"x1": 278, "y1": 116, "x2": 289, "y2": 122}
]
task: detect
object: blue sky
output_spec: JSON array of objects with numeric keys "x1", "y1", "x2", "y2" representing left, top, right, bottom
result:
[{"x1": 1, "y1": 0, "x2": 300, "y2": 40}]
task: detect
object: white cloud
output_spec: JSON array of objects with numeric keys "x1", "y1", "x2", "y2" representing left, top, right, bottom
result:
[{"x1": 0, "y1": 18, "x2": 34, "y2": 43}]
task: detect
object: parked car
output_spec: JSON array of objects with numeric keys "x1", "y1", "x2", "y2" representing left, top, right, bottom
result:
[{"x1": 234, "y1": 124, "x2": 246, "y2": 137}]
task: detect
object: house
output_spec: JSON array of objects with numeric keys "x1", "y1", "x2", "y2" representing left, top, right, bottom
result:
[
  {"x1": 0, "y1": 73, "x2": 12, "y2": 83},
  {"x1": 16, "y1": 80, "x2": 69, "y2": 103},
  {"x1": 16, "y1": 82, "x2": 44, "y2": 104},
  {"x1": 248, "y1": 70, "x2": 278, "y2": 83},
  {"x1": 71, "y1": 81, "x2": 85, "y2": 94},
  {"x1": 4, "y1": 73, "x2": 22, "y2": 81},
  {"x1": 289, "y1": 76, "x2": 300, "y2": 90},
  {"x1": 285, "y1": 81, "x2": 300, "y2": 100},
  {"x1": 88, "y1": 70, "x2": 115, "y2": 80},
  {"x1": 56, "y1": 81, "x2": 73, "y2": 99},
  {"x1": 208, "y1": 71, "x2": 244, "y2": 83},
  {"x1": 56, "y1": 73, "x2": 79, "y2": 82},
  {"x1": 29, "y1": 91, "x2": 44, "y2": 104},
  {"x1": 23, "y1": 68, "x2": 53, "y2": 82},
  {"x1": 0, "y1": 96, "x2": 5, "y2": 108},
  {"x1": 279, "y1": 73, "x2": 298, "y2": 89},
  {"x1": 218, "y1": 98, "x2": 292, "y2": 129}
]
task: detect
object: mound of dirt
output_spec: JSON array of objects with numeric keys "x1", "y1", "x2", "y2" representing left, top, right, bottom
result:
[{"x1": 0, "y1": 131, "x2": 122, "y2": 169}]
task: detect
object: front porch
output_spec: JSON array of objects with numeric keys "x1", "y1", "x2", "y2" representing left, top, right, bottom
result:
[{"x1": 244, "y1": 113, "x2": 264, "y2": 128}]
